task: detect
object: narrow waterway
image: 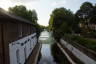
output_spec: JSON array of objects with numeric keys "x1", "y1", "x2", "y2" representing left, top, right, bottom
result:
[{"x1": 38, "y1": 31, "x2": 57, "y2": 64}]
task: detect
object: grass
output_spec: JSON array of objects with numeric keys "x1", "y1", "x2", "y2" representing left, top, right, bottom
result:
[{"x1": 64, "y1": 34, "x2": 96, "y2": 52}]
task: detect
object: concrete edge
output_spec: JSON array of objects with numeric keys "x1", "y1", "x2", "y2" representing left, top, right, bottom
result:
[
  {"x1": 56, "y1": 43, "x2": 76, "y2": 64},
  {"x1": 34, "y1": 43, "x2": 42, "y2": 64}
]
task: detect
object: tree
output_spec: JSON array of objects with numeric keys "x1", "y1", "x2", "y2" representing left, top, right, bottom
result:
[
  {"x1": 8, "y1": 5, "x2": 42, "y2": 38},
  {"x1": 76, "y1": 2, "x2": 93, "y2": 28},
  {"x1": 49, "y1": 8, "x2": 75, "y2": 41},
  {"x1": 90, "y1": 5, "x2": 96, "y2": 24},
  {"x1": 49, "y1": 14, "x2": 54, "y2": 30},
  {"x1": 75, "y1": 2, "x2": 95, "y2": 35},
  {"x1": 8, "y1": 5, "x2": 38, "y2": 23}
]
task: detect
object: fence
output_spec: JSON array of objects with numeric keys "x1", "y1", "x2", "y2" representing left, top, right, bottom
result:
[{"x1": 0, "y1": 8, "x2": 38, "y2": 64}]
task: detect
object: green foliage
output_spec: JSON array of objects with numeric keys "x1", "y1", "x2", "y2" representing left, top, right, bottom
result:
[
  {"x1": 75, "y1": 1, "x2": 96, "y2": 37},
  {"x1": 80, "y1": 2, "x2": 93, "y2": 11},
  {"x1": 8, "y1": 5, "x2": 42, "y2": 37},
  {"x1": 49, "y1": 7, "x2": 75, "y2": 41},
  {"x1": 64, "y1": 34, "x2": 96, "y2": 52},
  {"x1": 49, "y1": 15, "x2": 54, "y2": 30},
  {"x1": 90, "y1": 5, "x2": 96, "y2": 24},
  {"x1": 75, "y1": 2, "x2": 93, "y2": 25},
  {"x1": 39, "y1": 25, "x2": 47, "y2": 31},
  {"x1": 8, "y1": 5, "x2": 37, "y2": 23},
  {"x1": 35, "y1": 24, "x2": 43, "y2": 38}
]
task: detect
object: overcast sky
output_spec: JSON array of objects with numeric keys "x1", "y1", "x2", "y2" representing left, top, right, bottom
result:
[{"x1": 0, "y1": 0, "x2": 96, "y2": 26}]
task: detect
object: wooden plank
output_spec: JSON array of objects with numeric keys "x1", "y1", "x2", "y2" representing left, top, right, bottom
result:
[
  {"x1": 3, "y1": 21, "x2": 19, "y2": 64},
  {"x1": 0, "y1": 23, "x2": 3, "y2": 64},
  {"x1": 0, "y1": 23, "x2": 1, "y2": 64},
  {"x1": 25, "y1": 43, "x2": 42, "y2": 64}
]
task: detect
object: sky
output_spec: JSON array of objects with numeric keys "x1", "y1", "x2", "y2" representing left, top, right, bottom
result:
[{"x1": 0, "y1": 0, "x2": 96, "y2": 26}]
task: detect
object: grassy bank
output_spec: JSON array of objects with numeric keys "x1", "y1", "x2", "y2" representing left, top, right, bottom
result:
[{"x1": 64, "y1": 34, "x2": 96, "y2": 52}]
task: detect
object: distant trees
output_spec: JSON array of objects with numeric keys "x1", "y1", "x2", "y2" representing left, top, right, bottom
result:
[
  {"x1": 8, "y1": 5, "x2": 41, "y2": 38},
  {"x1": 39, "y1": 25, "x2": 47, "y2": 31},
  {"x1": 8, "y1": 5, "x2": 38, "y2": 24},
  {"x1": 75, "y1": 2, "x2": 96, "y2": 37},
  {"x1": 90, "y1": 5, "x2": 96, "y2": 24},
  {"x1": 75, "y1": 2, "x2": 93, "y2": 29},
  {"x1": 49, "y1": 2, "x2": 96, "y2": 41},
  {"x1": 76, "y1": 2, "x2": 96, "y2": 26}
]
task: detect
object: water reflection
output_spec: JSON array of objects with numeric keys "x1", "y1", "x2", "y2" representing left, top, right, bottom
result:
[
  {"x1": 38, "y1": 31, "x2": 70, "y2": 64},
  {"x1": 38, "y1": 44, "x2": 57, "y2": 64},
  {"x1": 51, "y1": 43, "x2": 71, "y2": 64},
  {"x1": 38, "y1": 31, "x2": 57, "y2": 64},
  {"x1": 39, "y1": 31, "x2": 49, "y2": 41},
  {"x1": 39, "y1": 31, "x2": 54, "y2": 44}
]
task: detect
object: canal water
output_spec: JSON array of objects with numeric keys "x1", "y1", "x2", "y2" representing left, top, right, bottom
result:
[{"x1": 38, "y1": 31, "x2": 57, "y2": 64}]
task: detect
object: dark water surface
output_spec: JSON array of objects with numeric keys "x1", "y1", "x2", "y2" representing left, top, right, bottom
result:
[
  {"x1": 38, "y1": 44, "x2": 57, "y2": 64},
  {"x1": 38, "y1": 31, "x2": 57, "y2": 64}
]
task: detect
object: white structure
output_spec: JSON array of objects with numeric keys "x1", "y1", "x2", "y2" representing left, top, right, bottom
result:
[
  {"x1": 60, "y1": 39, "x2": 96, "y2": 64},
  {"x1": 9, "y1": 33, "x2": 37, "y2": 64}
]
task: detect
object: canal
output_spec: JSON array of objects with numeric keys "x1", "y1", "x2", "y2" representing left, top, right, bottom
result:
[
  {"x1": 38, "y1": 31, "x2": 57, "y2": 64},
  {"x1": 38, "y1": 31, "x2": 70, "y2": 64}
]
